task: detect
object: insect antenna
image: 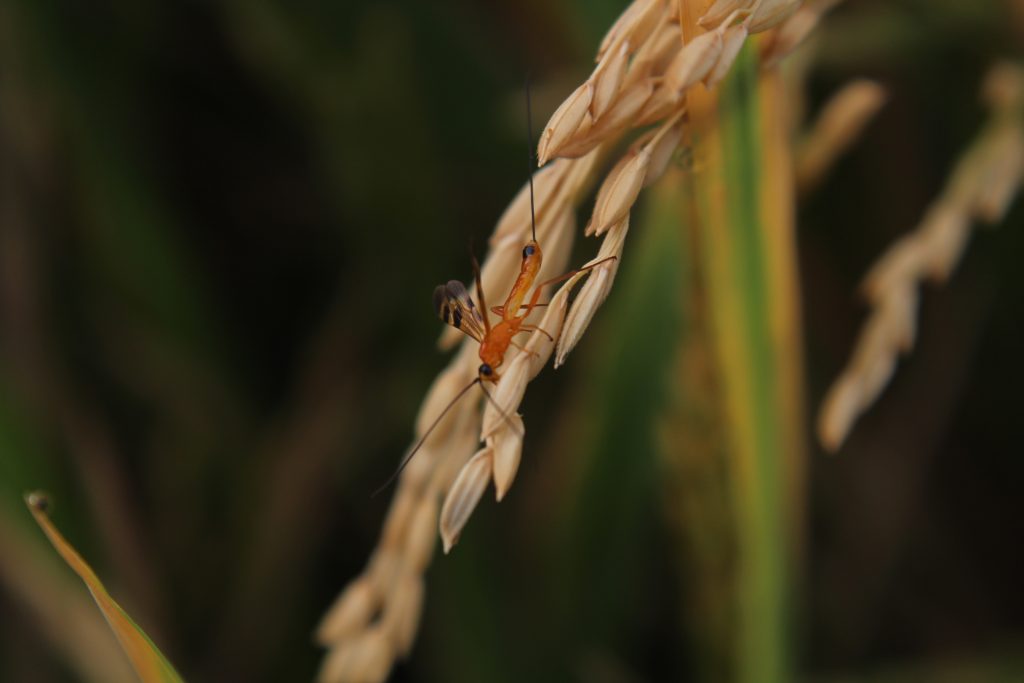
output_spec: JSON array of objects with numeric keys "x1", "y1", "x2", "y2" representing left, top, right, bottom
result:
[
  {"x1": 372, "y1": 377, "x2": 482, "y2": 497},
  {"x1": 471, "y1": 253, "x2": 491, "y2": 334},
  {"x1": 525, "y1": 75, "x2": 537, "y2": 243},
  {"x1": 476, "y1": 379, "x2": 526, "y2": 439},
  {"x1": 372, "y1": 373, "x2": 527, "y2": 497}
]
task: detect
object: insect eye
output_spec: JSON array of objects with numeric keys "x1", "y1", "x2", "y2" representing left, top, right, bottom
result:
[
  {"x1": 522, "y1": 245, "x2": 535, "y2": 259},
  {"x1": 479, "y1": 363, "x2": 493, "y2": 377}
]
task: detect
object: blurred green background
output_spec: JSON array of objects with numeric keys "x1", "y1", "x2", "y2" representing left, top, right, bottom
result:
[{"x1": 1, "y1": 0, "x2": 1022, "y2": 681}]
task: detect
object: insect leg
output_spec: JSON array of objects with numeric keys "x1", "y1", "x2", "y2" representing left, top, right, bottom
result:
[
  {"x1": 477, "y1": 381, "x2": 525, "y2": 438},
  {"x1": 522, "y1": 255, "x2": 619, "y2": 316},
  {"x1": 372, "y1": 378, "x2": 481, "y2": 497},
  {"x1": 509, "y1": 340, "x2": 540, "y2": 358},
  {"x1": 491, "y1": 303, "x2": 549, "y2": 316},
  {"x1": 517, "y1": 324, "x2": 554, "y2": 342}
]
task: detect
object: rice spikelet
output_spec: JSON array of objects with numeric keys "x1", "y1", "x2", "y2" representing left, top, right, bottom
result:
[
  {"x1": 439, "y1": 447, "x2": 494, "y2": 553},
  {"x1": 796, "y1": 79, "x2": 887, "y2": 193}
]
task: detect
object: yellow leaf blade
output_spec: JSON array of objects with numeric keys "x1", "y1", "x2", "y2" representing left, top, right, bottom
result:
[{"x1": 25, "y1": 492, "x2": 185, "y2": 683}]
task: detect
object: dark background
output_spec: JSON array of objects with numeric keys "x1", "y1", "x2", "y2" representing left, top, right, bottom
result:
[{"x1": 0, "y1": 0, "x2": 1021, "y2": 681}]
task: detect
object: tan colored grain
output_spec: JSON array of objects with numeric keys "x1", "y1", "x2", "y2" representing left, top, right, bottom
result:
[
  {"x1": 367, "y1": 548, "x2": 403, "y2": 596},
  {"x1": 625, "y1": 20, "x2": 684, "y2": 88},
  {"x1": 620, "y1": 0, "x2": 669, "y2": 55},
  {"x1": 705, "y1": 24, "x2": 749, "y2": 87},
  {"x1": 542, "y1": 0, "x2": 807, "y2": 164},
  {"x1": 538, "y1": 82, "x2": 594, "y2": 165},
  {"x1": 860, "y1": 234, "x2": 926, "y2": 303},
  {"x1": 699, "y1": 0, "x2": 757, "y2": 28},
  {"x1": 317, "y1": 627, "x2": 393, "y2": 683},
  {"x1": 749, "y1": 0, "x2": 803, "y2": 33},
  {"x1": 589, "y1": 147, "x2": 652, "y2": 236},
  {"x1": 592, "y1": 41, "x2": 632, "y2": 119},
  {"x1": 439, "y1": 447, "x2": 494, "y2": 553},
  {"x1": 403, "y1": 496, "x2": 439, "y2": 572},
  {"x1": 489, "y1": 414, "x2": 525, "y2": 502},
  {"x1": 480, "y1": 354, "x2": 530, "y2": 439},
  {"x1": 973, "y1": 126, "x2": 1024, "y2": 222},
  {"x1": 555, "y1": 259, "x2": 618, "y2": 368},
  {"x1": 559, "y1": 78, "x2": 657, "y2": 158},
  {"x1": 316, "y1": 575, "x2": 379, "y2": 645},
  {"x1": 634, "y1": 84, "x2": 683, "y2": 127},
  {"x1": 541, "y1": 5, "x2": 680, "y2": 163},
  {"x1": 523, "y1": 283, "x2": 572, "y2": 377},
  {"x1": 379, "y1": 486, "x2": 418, "y2": 549},
  {"x1": 555, "y1": 212, "x2": 635, "y2": 368},
  {"x1": 761, "y1": 0, "x2": 841, "y2": 67},
  {"x1": 817, "y1": 374, "x2": 861, "y2": 452},
  {"x1": 490, "y1": 159, "x2": 573, "y2": 243},
  {"x1": 379, "y1": 574, "x2": 424, "y2": 657},
  {"x1": 916, "y1": 202, "x2": 971, "y2": 283},
  {"x1": 796, "y1": 79, "x2": 887, "y2": 193},
  {"x1": 644, "y1": 119, "x2": 684, "y2": 187},
  {"x1": 664, "y1": 30, "x2": 724, "y2": 95},
  {"x1": 598, "y1": 0, "x2": 666, "y2": 61},
  {"x1": 532, "y1": 209, "x2": 579, "y2": 301}
]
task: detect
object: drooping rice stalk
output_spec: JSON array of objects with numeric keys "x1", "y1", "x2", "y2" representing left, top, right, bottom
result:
[
  {"x1": 315, "y1": 1, "x2": 867, "y2": 681},
  {"x1": 818, "y1": 63, "x2": 1024, "y2": 452}
]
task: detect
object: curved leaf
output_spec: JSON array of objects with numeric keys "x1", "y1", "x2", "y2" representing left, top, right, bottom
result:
[{"x1": 25, "y1": 492, "x2": 185, "y2": 683}]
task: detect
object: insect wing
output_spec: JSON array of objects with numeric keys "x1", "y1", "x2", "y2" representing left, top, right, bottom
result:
[{"x1": 433, "y1": 280, "x2": 486, "y2": 341}]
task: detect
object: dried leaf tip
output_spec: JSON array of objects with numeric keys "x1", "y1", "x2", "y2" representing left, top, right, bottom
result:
[{"x1": 25, "y1": 490, "x2": 50, "y2": 511}]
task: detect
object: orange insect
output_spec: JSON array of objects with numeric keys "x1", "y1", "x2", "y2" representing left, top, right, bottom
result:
[
  {"x1": 433, "y1": 236, "x2": 605, "y2": 384},
  {"x1": 375, "y1": 85, "x2": 614, "y2": 493}
]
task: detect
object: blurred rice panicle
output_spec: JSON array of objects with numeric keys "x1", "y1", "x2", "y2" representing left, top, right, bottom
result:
[{"x1": 818, "y1": 63, "x2": 1024, "y2": 452}]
